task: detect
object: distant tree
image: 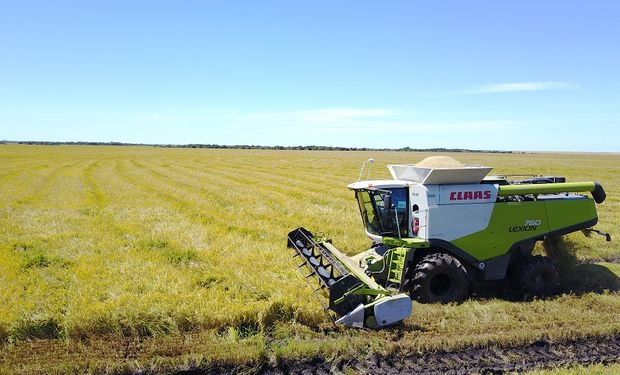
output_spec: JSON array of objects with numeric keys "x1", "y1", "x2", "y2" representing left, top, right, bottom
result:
[{"x1": 7, "y1": 140, "x2": 513, "y2": 153}]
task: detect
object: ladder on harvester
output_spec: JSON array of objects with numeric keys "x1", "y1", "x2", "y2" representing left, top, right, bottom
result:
[{"x1": 385, "y1": 248, "x2": 409, "y2": 287}]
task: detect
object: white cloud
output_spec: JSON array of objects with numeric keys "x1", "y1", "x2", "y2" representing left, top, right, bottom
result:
[{"x1": 463, "y1": 82, "x2": 581, "y2": 94}]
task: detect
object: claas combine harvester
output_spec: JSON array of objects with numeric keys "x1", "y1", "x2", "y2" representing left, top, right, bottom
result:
[{"x1": 287, "y1": 156, "x2": 610, "y2": 328}]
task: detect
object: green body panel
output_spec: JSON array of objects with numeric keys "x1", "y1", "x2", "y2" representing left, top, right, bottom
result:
[
  {"x1": 452, "y1": 201, "x2": 549, "y2": 260},
  {"x1": 497, "y1": 182, "x2": 595, "y2": 196},
  {"x1": 322, "y1": 241, "x2": 384, "y2": 292},
  {"x1": 545, "y1": 198, "x2": 597, "y2": 232},
  {"x1": 364, "y1": 256, "x2": 385, "y2": 273},
  {"x1": 383, "y1": 237, "x2": 430, "y2": 248},
  {"x1": 358, "y1": 246, "x2": 413, "y2": 287},
  {"x1": 333, "y1": 285, "x2": 386, "y2": 305},
  {"x1": 451, "y1": 197, "x2": 597, "y2": 261}
]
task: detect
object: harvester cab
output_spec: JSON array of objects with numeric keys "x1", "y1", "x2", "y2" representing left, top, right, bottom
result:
[{"x1": 287, "y1": 156, "x2": 609, "y2": 328}]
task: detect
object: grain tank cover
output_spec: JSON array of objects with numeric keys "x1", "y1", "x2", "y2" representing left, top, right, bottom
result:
[{"x1": 388, "y1": 156, "x2": 492, "y2": 185}]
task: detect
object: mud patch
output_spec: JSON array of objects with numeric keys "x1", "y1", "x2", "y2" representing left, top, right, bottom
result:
[
  {"x1": 174, "y1": 335, "x2": 620, "y2": 374},
  {"x1": 274, "y1": 336, "x2": 620, "y2": 374}
]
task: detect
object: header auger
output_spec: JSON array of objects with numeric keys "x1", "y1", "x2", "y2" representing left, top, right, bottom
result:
[{"x1": 287, "y1": 156, "x2": 610, "y2": 328}]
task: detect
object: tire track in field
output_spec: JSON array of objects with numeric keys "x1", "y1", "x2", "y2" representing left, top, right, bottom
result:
[
  {"x1": 126, "y1": 159, "x2": 347, "y2": 240},
  {"x1": 0, "y1": 159, "x2": 46, "y2": 181},
  {"x1": 79, "y1": 158, "x2": 189, "y2": 240},
  {"x1": 162, "y1": 159, "x2": 364, "y2": 231},
  {"x1": 120, "y1": 159, "x2": 289, "y2": 243},
  {"x1": 77, "y1": 157, "x2": 218, "y2": 272},
  {"x1": 130, "y1": 159, "x2": 366, "y2": 251},
  {"x1": 154, "y1": 160, "x2": 336, "y2": 207},
  {"x1": 76, "y1": 158, "x2": 136, "y2": 238},
  {"x1": 263, "y1": 335, "x2": 620, "y2": 375},
  {"x1": 81, "y1": 159, "x2": 107, "y2": 208},
  {"x1": 77, "y1": 158, "x2": 179, "y2": 251},
  {"x1": 186, "y1": 162, "x2": 348, "y2": 199},
  {"x1": 127, "y1": 158, "x2": 358, "y2": 258},
  {"x1": 290, "y1": 336, "x2": 620, "y2": 374},
  {"x1": 153, "y1": 155, "x2": 356, "y2": 207},
  {"x1": 125, "y1": 159, "x2": 270, "y2": 232},
  {"x1": 132, "y1": 159, "x2": 280, "y2": 212},
  {"x1": 209, "y1": 157, "x2": 362, "y2": 197},
  {"x1": 105, "y1": 160, "x2": 243, "y2": 250},
  {"x1": 12, "y1": 160, "x2": 85, "y2": 206},
  {"x1": 182, "y1": 155, "x2": 351, "y2": 191},
  {"x1": 211, "y1": 156, "x2": 360, "y2": 182},
  {"x1": 114, "y1": 159, "x2": 267, "y2": 241},
  {"x1": 217, "y1": 153, "x2": 367, "y2": 180},
  {"x1": 180, "y1": 157, "x2": 355, "y2": 198},
  {"x1": 0, "y1": 162, "x2": 55, "y2": 207}
]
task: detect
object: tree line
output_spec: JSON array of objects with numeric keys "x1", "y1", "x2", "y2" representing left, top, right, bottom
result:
[{"x1": 2, "y1": 141, "x2": 512, "y2": 153}]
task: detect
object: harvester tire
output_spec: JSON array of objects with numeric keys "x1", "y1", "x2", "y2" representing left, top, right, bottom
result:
[
  {"x1": 513, "y1": 255, "x2": 559, "y2": 297},
  {"x1": 410, "y1": 253, "x2": 469, "y2": 304}
]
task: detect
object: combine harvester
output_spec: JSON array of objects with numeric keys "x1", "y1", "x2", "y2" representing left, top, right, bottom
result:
[{"x1": 287, "y1": 156, "x2": 610, "y2": 328}]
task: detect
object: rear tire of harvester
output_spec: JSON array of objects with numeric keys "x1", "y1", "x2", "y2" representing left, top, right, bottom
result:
[
  {"x1": 409, "y1": 253, "x2": 470, "y2": 303},
  {"x1": 512, "y1": 255, "x2": 559, "y2": 297}
]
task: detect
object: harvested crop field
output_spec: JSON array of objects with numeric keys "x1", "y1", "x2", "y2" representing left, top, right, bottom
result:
[{"x1": 0, "y1": 145, "x2": 619, "y2": 374}]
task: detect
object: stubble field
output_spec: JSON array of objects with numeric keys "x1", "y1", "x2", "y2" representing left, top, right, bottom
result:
[{"x1": 0, "y1": 145, "x2": 618, "y2": 374}]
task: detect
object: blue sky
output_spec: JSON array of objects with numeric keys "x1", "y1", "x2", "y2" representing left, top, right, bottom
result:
[{"x1": 1, "y1": 1, "x2": 619, "y2": 151}]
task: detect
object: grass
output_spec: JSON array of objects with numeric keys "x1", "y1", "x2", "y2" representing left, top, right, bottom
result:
[{"x1": 0, "y1": 145, "x2": 618, "y2": 374}]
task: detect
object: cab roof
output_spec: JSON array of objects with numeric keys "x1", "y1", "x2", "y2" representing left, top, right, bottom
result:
[{"x1": 347, "y1": 180, "x2": 412, "y2": 190}]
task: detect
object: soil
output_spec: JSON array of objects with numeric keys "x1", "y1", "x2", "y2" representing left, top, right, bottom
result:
[
  {"x1": 173, "y1": 335, "x2": 620, "y2": 374},
  {"x1": 275, "y1": 335, "x2": 620, "y2": 374}
]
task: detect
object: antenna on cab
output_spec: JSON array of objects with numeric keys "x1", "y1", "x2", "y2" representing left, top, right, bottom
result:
[{"x1": 358, "y1": 158, "x2": 375, "y2": 181}]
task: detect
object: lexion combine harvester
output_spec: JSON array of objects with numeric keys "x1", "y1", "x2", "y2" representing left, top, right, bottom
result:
[{"x1": 287, "y1": 157, "x2": 610, "y2": 328}]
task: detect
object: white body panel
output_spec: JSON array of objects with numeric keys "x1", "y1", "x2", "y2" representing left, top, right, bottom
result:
[
  {"x1": 410, "y1": 184, "x2": 430, "y2": 240},
  {"x1": 373, "y1": 294, "x2": 412, "y2": 327},
  {"x1": 352, "y1": 180, "x2": 498, "y2": 243},
  {"x1": 427, "y1": 203, "x2": 495, "y2": 241},
  {"x1": 425, "y1": 185, "x2": 440, "y2": 206},
  {"x1": 348, "y1": 180, "x2": 410, "y2": 190},
  {"x1": 366, "y1": 232, "x2": 383, "y2": 243},
  {"x1": 438, "y1": 184, "x2": 498, "y2": 205},
  {"x1": 388, "y1": 164, "x2": 492, "y2": 184},
  {"x1": 334, "y1": 303, "x2": 365, "y2": 328}
]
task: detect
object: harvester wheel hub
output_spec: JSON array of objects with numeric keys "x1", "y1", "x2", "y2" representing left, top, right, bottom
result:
[{"x1": 430, "y1": 273, "x2": 452, "y2": 296}]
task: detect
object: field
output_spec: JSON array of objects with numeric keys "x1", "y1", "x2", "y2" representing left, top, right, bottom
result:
[{"x1": 0, "y1": 145, "x2": 619, "y2": 374}]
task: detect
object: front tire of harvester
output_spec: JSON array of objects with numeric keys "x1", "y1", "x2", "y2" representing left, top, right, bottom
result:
[
  {"x1": 410, "y1": 253, "x2": 470, "y2": 304},
  {"x1": 514, "y1": 255, "x2": 559, "y2": 297}
]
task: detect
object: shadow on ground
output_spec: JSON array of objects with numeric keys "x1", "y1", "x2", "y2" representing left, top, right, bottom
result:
[
  {"x1": 471, "y1": 236, "x2": 620, "y2": 302},
  {"x1": 544, "y1": 236, "x2": 620, "y2": 294}
]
